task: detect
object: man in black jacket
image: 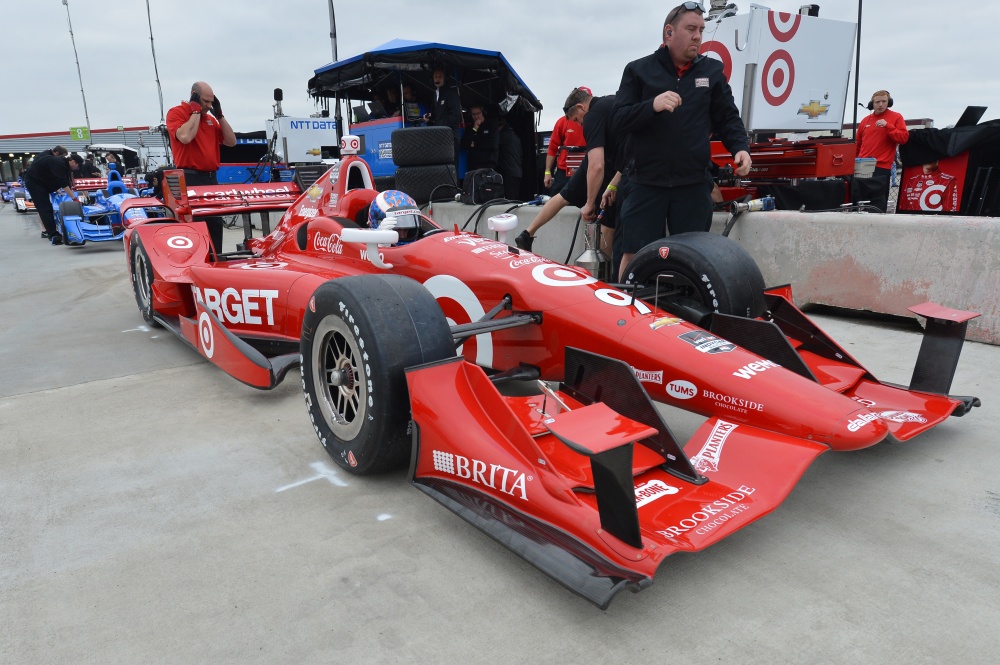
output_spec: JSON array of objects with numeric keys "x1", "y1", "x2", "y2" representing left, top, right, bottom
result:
[
  {"x1": 613, "y1": 2, "x2": 751, "y2": 270},
  {"x1": 23, "y1": 150, "x2": 82, "y2": 244},
  {"x1": 428, "y1": 66, "x2": 462, "y2": 164}
]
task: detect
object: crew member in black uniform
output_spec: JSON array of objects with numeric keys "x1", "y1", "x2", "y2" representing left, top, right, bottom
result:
[
  {"x1": 461, "y1": 105, "x2": 499, "y2": 171},
  {"x1": 613, "y1": 1, "x2": 751, "y2": 276},
  {"x1": 23, "y1": 150, "x2": 83, "y2": 244},
  {"x1": 427, "y1": 66, "x2": 463, "y2": 164}
]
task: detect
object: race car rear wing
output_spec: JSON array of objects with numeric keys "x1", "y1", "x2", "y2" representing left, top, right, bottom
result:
[
  {"x1": 160, "y1": 169, "x2": 301, "y2": 223},
  {"x1": 72, "y1": 177, "x2": 138, "y2": 192}
]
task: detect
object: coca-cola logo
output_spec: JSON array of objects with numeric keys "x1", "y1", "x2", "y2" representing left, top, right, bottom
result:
[{"x1": 312, "y1": 232, "x2": 343, "y2": 255}]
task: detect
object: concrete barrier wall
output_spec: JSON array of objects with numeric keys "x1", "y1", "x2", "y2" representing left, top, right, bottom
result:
[{"x1": 429, "y1": 202, "x2": 1000, "y2": 345}]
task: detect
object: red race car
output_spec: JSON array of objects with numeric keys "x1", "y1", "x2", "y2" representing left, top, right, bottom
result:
[{"x1": 119, "y1": 135, "x2": 979, "y2": 608}]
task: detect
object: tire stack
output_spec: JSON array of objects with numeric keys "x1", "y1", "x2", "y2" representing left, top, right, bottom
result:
[{"x1": 391, "y1": 126, "x2": 458, "y2": 204}]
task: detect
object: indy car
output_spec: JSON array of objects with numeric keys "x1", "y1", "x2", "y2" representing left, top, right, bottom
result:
[
  {"x1": 120, "y1": 135, "x2": 980, "y2": 608},
  {"x1": 53, "y1": 168, "x2": 143, "y2": 246},
  {"x1": 11, "y1": 183, "x2": 30, "y2": 212}
]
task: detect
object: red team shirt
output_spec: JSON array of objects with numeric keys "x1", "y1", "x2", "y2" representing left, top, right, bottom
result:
[
  {"x1": 166, "y1": 101, "x2": 225, "y2": 172},
  {"x1": 547, "y1": 116, "x2": 587, "y2": 171},
  {"x1": 856, "y1": 107, "x2": 909, "y2": 169},
  {"x1": 901, "y1": 168, "x2": 959, "y2": 212}
]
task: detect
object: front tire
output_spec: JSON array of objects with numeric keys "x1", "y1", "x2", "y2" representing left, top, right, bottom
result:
[
  {"x1": 301, "y1": 275, "x2": 455, "y2": 474},
  {"x1": 129, "y1": 235, "x2": 160, "y2": 327},
  {"x1": 622, "y1": 232, "x2": 766, "y2": 324},
  {"x1": 58, "y1": 200, "x2": 85, "y2": 246}
]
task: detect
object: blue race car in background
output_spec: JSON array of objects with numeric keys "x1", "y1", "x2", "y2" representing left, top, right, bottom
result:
[{"x1": 52, "y1": 168, "x2": 147, "y2": 246}]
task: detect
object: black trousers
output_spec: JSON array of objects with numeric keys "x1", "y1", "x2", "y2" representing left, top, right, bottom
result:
[
  {"x1": 853, "y1": 167, "x2": 892, "y2": 213},
  {"x1": 24, "y1": 179, "x2": 57, "y2": 235},
  {"x1": 183, "y1": 169, "x2": 224, "y2": 253}
]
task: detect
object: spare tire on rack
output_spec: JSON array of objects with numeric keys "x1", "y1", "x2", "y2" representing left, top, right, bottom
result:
[
  {"x1": 394, "y1": 164, "x2": 458, "y2": 205},
  {"x1": 622, "y1": 232, "x2": 767, "y2": 326},
  {"x1": 391, "y1": 126, "x2": 455, "y2": 167}
]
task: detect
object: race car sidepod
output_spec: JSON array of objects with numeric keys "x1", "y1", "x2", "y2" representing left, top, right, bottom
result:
[{"x1": 407, "y1": 347, "x2": 828, "y2": 609}]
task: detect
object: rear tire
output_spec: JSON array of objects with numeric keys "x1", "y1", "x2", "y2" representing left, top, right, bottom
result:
[
  {"x1": 129, "y1": 235, "x2": 160, "y2": 327},
  {"x1": 622, "y1": 232, "x2": 767, "y2": 323},
  {"x1": 301, "y1": 275, "x2": 455, "y2": 474}
]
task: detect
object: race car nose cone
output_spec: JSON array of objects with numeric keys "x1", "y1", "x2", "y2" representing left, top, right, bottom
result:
[{"x1": 833, "y1": 408, "x2": 889, "y2": 450}]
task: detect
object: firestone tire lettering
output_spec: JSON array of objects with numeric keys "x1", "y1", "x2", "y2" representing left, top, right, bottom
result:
[{"x1": 300, "y1": 275, "x2": 454, "y2": 475}]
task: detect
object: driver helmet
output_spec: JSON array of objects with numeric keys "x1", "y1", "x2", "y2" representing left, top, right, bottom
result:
[{"x1": 367, "y1": 190, "x2": 421, "y2": 244}]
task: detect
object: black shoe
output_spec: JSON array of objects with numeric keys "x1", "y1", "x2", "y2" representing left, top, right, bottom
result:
[
  {"x1": 50, "y1": 234, "x2": 64, "y2": 246},
  {"x1": 40, "y1": 231, "x2": 50, "y2": 239},
  {"x1": 514, "y1": 230, "x2": 534, "y2": 251}
]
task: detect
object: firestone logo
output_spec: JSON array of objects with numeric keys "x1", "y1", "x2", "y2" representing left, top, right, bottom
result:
[
  {"x1": 847, "y1": 412, "x2": 880, "y2": 432},
  {"x1": 432, "y1": 450, "x2": 529, "y2": 500},
  {"x1": 635, "y1": 479, "x2": 679, "y2": 507},
  {"x1": 690, "y1": 420, "x2": 738, "y2": 473}
]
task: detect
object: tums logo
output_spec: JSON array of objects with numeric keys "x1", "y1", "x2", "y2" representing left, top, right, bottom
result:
[{"x1": 666, "y1": 380, "x2": 697, "y2": 399}]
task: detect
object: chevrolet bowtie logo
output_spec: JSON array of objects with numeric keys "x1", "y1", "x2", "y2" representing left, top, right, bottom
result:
[{"x1": 797, "y1": 100, "x2": 830, "y2": 118}]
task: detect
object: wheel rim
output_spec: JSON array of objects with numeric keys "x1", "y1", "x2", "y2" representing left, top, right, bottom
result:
[
  {"x1": 311, "y1": 316, "x2": 366, "y2": 440},
  {"x1": 133, "y1": 248, "x2": 152, "y2": 310}
]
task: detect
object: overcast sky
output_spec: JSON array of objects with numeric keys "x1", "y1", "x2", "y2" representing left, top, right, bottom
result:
[{"x1": 2, "y1": 0, "x2": 998, "y2": 138}]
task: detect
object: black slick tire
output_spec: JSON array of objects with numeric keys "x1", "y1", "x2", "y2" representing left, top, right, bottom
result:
[
  {"x1": 391, "y1": 126, "x2": 455, "y2": 167},
  {"x1": 300, "y1": 275, "x2": 455, "y2": 475},
  {"x1": 58, "y1": 200, "x2": 85, "y2": 246},
  {"x1": 622, "y1": 232, "x2": 767, "y2": 321},
  {"x1": 129, "y1": 235, "x2": 160, "y2": 327}
]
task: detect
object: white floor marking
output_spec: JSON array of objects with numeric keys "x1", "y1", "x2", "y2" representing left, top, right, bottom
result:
[
  {"x1": 377, "y1": 514, "x2": 392, "y2": 521},
  {"x1": 122, "y1": 325, "x2": 150, "y2": 333},
  {"x1": 275, "y1": 460, "x2": 349, "y2": 493}
]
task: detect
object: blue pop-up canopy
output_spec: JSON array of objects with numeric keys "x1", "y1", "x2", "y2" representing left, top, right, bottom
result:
[{"x1": 308, "y1": 39, "x2": 542, "y2": 113}]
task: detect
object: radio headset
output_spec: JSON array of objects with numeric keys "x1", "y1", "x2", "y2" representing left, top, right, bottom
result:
[{"x1": 866, "y1": 92, "x2": 894, "y2": 111}]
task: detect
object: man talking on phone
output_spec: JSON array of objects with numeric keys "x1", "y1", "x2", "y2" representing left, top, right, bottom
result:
[{"x1": 166, "y1": 81, "x2": 237, "y2": 253}]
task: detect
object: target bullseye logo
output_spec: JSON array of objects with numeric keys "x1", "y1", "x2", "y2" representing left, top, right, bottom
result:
[
  {"x1": 198, "y1": 311, "x2": 215, "y2": 359},
  {"x1": 531, "y1": 264, "x2": 598, "y2": 287},
  {"x1": 167, "y1": 236, "x2": 195, "y2": 249},
  {"x1": 699, "y1": 41, "x2": 732, "y2": 81},
  {"x1": 239, "y1": 261, "x2": 287, "y2": 270},
  {"x1": 768, "y1": 11, "x2": 801, "y2": 42},
  {"x1": 920, "y1": 184, "x2": 947, "y2": 211},
  {"x1": 423, "y1": 275, "x2": 493, "y2": 366},
  {"x1": 761, "y1": 49, "x2": 795, "y2": 106}
]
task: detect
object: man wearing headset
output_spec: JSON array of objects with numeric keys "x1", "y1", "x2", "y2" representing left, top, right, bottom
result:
[
  {"x1": 855, "y1": 90, "x2": 908, "y2": 213},
  {"x1": 612, "y1": 2, "x2": 750, "y2": 279}
]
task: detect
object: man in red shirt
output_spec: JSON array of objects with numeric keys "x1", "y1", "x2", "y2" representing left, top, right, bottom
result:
[
  {"x1": 855, "y1": 89, "x2": 908, "y2": 212},
  {"x1": 166, "y1": 81, "x2": 237, "y2": 252},
  {"x1": 543, "y1": 88, "x2": 588, "y2": 195}
]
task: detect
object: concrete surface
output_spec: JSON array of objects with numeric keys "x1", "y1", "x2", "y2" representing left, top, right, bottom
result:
[
  {"x1": 430, "y1": 202, "x2": 1000, "y2": 345},
  {"x1": 2, "y1": 202, "x2": 999, "y2": 664}
]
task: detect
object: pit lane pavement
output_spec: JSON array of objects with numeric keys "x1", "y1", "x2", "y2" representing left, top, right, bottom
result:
[{"x1": 2, "y1": 203, "x2": 999, "y2": 664}]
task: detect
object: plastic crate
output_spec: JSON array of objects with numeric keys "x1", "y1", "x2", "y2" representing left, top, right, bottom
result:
[{"x1": 854, "y1": 157, "x2": 877, "y2": 178}]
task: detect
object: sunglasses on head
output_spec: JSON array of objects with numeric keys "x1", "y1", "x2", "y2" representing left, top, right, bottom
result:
[{"x1": 666, "y1": 1, "x2": 705, "y2": 25}]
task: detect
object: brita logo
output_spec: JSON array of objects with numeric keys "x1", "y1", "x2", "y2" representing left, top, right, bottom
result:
[{"x1": 431, "y1": 450, "x2": 529, "y2": 500}]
